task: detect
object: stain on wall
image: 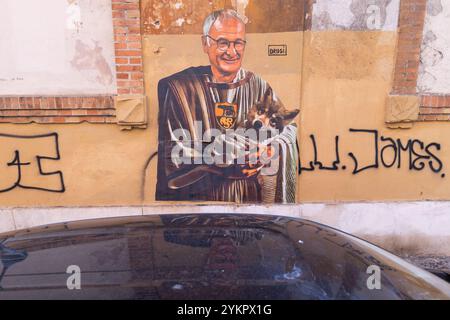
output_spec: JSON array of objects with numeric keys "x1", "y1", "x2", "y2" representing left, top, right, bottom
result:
[
  {"x1": 71, "y1": 40, "x2": 114, "y2": 86},
  {"x1": 141, "y1": 0, "x2": 304, "y2": 34},
  {"x1": 417, "y1": 0, "x2": 450, "y2": 95},
  {"x1": 141, "y1": 0, "x2": 232, "y2": 34}
]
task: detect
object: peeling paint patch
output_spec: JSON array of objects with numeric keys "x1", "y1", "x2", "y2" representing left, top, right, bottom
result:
[
  {"x1": 173, "y1": 1, "x2": 183, "y2": 10},
  {"x1": 312, "y1": 0, "x2": 400, "y2": 31},
  {"x1": 142, "y1": 0, "x2": 233, "y2": 35},
  {"x1": 427, "y1": 0, "x2": 443, "y2": 16},
  {"x1": 418, "y1": 0, "x2": 450, "y2": 94},
  {"x1": 173, "y1": 17, "x2": 186, "y2": 27},
  {"x1": 232, "y1": 0, "x2": 249, "y2": 19},
  {"x1": 66, "y1": 1, "x2": 83, "y2": 33},
  {"x1": 141, "y1": 0, "x2": 304, "y2": 34}
]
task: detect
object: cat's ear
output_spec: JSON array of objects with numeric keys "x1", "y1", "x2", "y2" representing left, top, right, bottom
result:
[
  {"x1": 283, "y1": 108, "x2": 300, "y2": 121},
  {"x1": 262, "y1": 87, "x2": 274, "y2": 105}
]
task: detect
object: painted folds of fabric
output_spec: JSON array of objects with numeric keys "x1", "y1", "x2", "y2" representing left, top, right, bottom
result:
[{"x1": 156, "y1": 66, "x2": 298, "y2": 203}]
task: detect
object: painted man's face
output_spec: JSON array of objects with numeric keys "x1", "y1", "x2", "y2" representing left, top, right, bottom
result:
[{"x1": 203, "y1": 17, "x2": 246, "y2": 80}]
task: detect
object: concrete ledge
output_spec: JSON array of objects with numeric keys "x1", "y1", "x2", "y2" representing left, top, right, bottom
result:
[
  {"x1": 1, "y1": 201, "x2": 449, "y2": 256},
  {"x1": 10, "y1": 207, "x2": 142, "y2": 231},
  {"x1": 0, "y1": 209, "x2": 15, "y2": 233}
]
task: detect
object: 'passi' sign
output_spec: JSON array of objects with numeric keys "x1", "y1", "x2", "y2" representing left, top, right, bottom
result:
[{"x1": 268, "y1": 45, "x2": 287, "y2": 56}]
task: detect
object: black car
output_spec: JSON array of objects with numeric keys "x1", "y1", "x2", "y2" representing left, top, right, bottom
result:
[{"x1": 0, "y1": 214, "x2": 449, "y2": 300}]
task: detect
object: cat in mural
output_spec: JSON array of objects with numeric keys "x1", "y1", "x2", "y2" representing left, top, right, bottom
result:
[
  {"x1": 243, "y1": 87, "x2": 300, "y2": 203},
  {"x1": 245, "y1": 87, "x2": 300, "y2": 132}
]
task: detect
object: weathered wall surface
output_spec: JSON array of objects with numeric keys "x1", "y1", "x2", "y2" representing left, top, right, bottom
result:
[
  {"x1": 299, "y1": 30, "x2": 449, "y2": 201},
  {"x1": 0, "y1": 123, "x2": 149, "y2": 207},
  {"x1": 417, "y1": 0, "x2": 450, "y2": 94},
  {"x1": 0, "y1": 0, "x2": 116, "y2": 95},
  {"x1": 312, "y1": 0, "x2": 400, "y2": 31},
  {"x1": 0, "y1": 0, "x2": 449, "y2": 206},
  {"x1": 141, "y1": 0, "x2": 304, "y2": 34}
]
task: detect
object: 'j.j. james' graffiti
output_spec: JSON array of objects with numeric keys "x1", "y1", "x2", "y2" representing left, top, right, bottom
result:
[
  {"x1": 0, "y1": 133, "x2": 65, "y2": 193},
  {"x1": 300, "y1": 129, "x2": 444, "y2": 178}
]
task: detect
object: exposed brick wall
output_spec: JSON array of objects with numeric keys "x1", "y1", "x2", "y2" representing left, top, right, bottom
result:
[
  {"x1": 0, "y1": 96, "x2": 116, "y2": 123},
  {"x1": 0, "y1": 0, "x2": 145, "y2": 124},
  {"x1": 113, "y1": 0, "x2": 145, "y2": 96},
  {"x1": 419, "y1": 95, "x2": 450, "y2": 121},
  {"x1": 391, "y1": 0, "x2": 449, "y2": 122},
  {"x1": 391, "y1": 0, "x2": 427, "y2": 95}
]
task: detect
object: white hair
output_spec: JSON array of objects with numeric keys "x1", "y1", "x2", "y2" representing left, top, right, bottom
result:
[{"x1": 202, "y1": 9, "x2": 246, "y2": 36}]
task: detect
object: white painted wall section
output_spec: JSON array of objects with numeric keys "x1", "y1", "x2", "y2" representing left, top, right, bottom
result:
[
  {"x1": 0, "y1": 0, "x2": 116, "y2": 96},
  {"x1": 417, "y1": 0, "x2": 450, "y2": 95}
]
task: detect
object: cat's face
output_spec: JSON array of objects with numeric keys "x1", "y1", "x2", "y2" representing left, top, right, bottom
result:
[{"x1": 246, "y1": 87, "x2": 300, "y2": 133}]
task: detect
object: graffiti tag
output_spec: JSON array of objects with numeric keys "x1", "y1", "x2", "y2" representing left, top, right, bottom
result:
[
  {"x1": 300, "y1": 128, "x2": 444, "y2": 177},
  {"x1": 0, "y1": 133, "x2": 65, "y2": 193}
]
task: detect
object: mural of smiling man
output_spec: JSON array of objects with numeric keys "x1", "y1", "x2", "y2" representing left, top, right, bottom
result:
[{"x1": 155, "y1": 9, "x2": 299, "y2": 204}]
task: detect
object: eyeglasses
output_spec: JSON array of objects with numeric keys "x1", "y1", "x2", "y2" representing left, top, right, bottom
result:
[{"x1": 205, "y1": 35, "x2": 247, "y2": 52}]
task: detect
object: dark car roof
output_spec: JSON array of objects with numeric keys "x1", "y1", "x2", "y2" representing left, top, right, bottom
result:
[{"x1": 0, "y1": 213, "x2": 449, "y2": 300}]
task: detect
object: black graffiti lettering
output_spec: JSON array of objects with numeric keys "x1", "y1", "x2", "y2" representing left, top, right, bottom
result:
[
  {"x1": 298, "y1": 136, "x2": 315, "y2": 173},
  {"x1": 299, "y1": 129, "x2": 444, "y2": 177},
  {"x1": 410, "y1": 139, "x2": 428, "y2": 171},
  {"x1": 348, "y1": 129, "x2": 379, "y2": 174},
  {"x1": 0, "y1": 133, "x2": 65, "y2": 193},
  {"x1": 426, "y1": 143, "x2": 443, "y2": 173},
  {"x1": 312, "y1": 135, "x2": 341, "y2": 170},
  {"x1": 0, "y1": 151, "x2": 31, "y2": 193},
  {"x1": 318, "y1": 136, "x2": 340, "y2": 170},
  {"x1": 395, "y1": 138, "x2": 443, "y2": 174},
  {"x1": 396, "y1": 139, "x2": 411, "y2": 169},
  {"x1": 299, "y1": 160, "x2": 316, "y2": 172},
  {"x1": 299, "y1": 135, "x2": 340, "y2": 174},
  {"x1": 380, "y1": 136, "x2": 397, "y2": 168},
  {"x1": 299, "y1": 135, "x2": 317, "y2": 173}
]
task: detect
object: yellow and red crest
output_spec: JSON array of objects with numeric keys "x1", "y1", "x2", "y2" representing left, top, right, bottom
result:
[{"x1": 215, "y1": 102, "x2": 238, "y2": 129}]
